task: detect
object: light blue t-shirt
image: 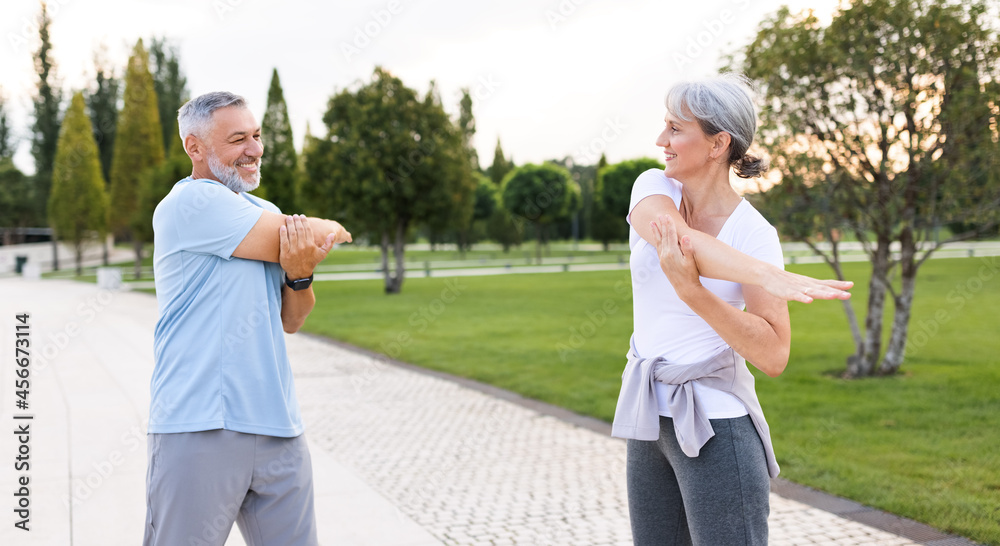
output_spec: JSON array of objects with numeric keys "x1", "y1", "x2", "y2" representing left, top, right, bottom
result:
[{"x1": 149, "y1": 177, "x2": 303, "y2": 437}]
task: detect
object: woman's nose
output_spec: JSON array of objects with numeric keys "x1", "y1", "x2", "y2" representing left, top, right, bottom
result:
[{"x1": 655, "y1": 129, "x2": 669, "y2": 148}]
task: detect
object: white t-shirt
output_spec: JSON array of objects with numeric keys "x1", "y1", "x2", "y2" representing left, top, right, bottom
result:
[{"x1": 626, "y1": 168, "x2": 784, "y2": 418}]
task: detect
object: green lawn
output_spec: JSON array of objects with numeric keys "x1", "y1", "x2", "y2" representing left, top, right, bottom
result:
[
  {"x1": 41, "y1": 243, "x2": 631, "y2": 280},
  {"x1": 304, "y1": 258, "x2": 1000, "y2": 545}
]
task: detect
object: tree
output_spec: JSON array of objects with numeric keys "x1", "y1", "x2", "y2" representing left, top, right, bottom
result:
[
  {"x1": 501, "y1": 163, "x2": 579, "y2": 263},
  {"x1": 488, "y1": 138, "x2": 512, "y2": 185},
  {"x1": 87, "y1": 45, "x2": 120, "y2": 183},
  {"x1": 448, "y1": 172, "x2": 491, "y2": 252},
  {"x1": 458, "y1": 88, "x2": 479, "y2": 172},
  {"x1": 87, "y1": 46, "x2": 121, "y2": 265},
  {"x1": 485, "y1": 205, "x2": 523, "y2": 252},
  {"x1": 546, "y1": 156, "x2": 598, "y2": 242},
  {"x1": 149, "y1": 37, "x2": 188, "y2": 157},
  {"x1": 252, "y1": 68, "x2": 300, "y2": 213},
  {"x1": 0, "y1": 160, "x2": 34, "y2": 245},
  {"x1": 592, "y1": 158, "x2": 662, "y2": 250},
  {"x1": 133, "y1": 125, "x2": 188, "y2": 252},
  {"x1": 0, "y1": 88, "x2": 14, "y2": 160},
  {"x1": 449, "y1": 87, "x2": 482, "y2": 251},
  {"x1": 740, "y1": 0, "x2": 1000, "y2": 377},
  {"x1": 589, "y1": 153, "x2": 608, "y2": 239},
  {"x1": 31, "y1": 2, "x2": 63, "y2": 226},
  {"x1": 0, "y1": 93, "x2": 33, "y2": 244},
  {"x1": 48, "y1": 92, "x2": 109, "y2": 275},
  {"x1": 109, "y1": 39, "x2": 164, "y2": 279},
  {"x1": 304, "y1": 67, "x2": 474, "y2": 293},
  {"x1": 482, "y1": 139, "x2": 522, "y2": 251}
]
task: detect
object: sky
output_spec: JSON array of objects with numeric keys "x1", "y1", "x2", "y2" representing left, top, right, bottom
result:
[{"x1": 0, "y1": 0, "x2": 840, "y2": 178}]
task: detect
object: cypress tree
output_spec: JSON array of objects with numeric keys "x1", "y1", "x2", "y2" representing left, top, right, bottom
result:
[
  {"x1": 252, "y1": 69, "x2": 298, "y2": 212},
  {"x1": 149, "y1": 37, "x2": 188, "y2": 157},
  {"x1": 31, "y1": 2, "x2": 63, "y2": 225},
  {"x1": 109, "y1": 39, "x2": 164, "y2": 279},
  {"x1": 48, "y1": 92, "x2": 109, "y2": 275},
  {"x1": 0, "y1": 93, "x2": 33, "y2": 243},
  {"x1": 489, "y1": 138, "x2": 511, "y2": 185},
  {"x1": 133, "y1": 118, "x2": 189, "y2": 254},
  {"x1": 87, "y1": 49, "x2": 119, "y2": 183},
  {"x1": 0, "y1": 89, "x2": 13, "y2": 160},
  {"x1": 458, "y1": 88, "x2": 479, "y2": 171}
]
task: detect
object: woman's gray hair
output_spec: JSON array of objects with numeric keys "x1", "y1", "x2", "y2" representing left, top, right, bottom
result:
[
  {"x1": 177, "y1": 91, "x2": 248, "y2": 141},
  {"x1": 666, "y1": 73, "x2": 768, "y2": 178}
]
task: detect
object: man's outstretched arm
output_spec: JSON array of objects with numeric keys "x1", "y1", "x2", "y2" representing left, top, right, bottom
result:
[{"x1": 232, "y1": 209, "x2": 351, "y2": 263}]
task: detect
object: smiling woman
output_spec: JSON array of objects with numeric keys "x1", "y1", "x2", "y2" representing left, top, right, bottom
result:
[
  {"x1": 612, "y1": 73, "x2": 852, "y2": 546},
  {"x1": 662, "y1": 74, "x2": 767, "y2": 180}
]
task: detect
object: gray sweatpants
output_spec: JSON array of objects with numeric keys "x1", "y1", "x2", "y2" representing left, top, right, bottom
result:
[
  {"x1": 626, "y1": 415, "x2": 770, "y2": 545},
  {"x1": 143, "y1": 429, "x2": 318, "y2": 546}
]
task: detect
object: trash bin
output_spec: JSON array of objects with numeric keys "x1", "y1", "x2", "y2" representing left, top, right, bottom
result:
[{"x1": 15, "y1": 255, "x2": 27, "y2": 274}]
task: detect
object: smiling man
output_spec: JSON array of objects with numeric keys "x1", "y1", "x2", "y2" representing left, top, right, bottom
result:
[{"x1": 144, "y1": 91, "x2": 351, "y2": 546}]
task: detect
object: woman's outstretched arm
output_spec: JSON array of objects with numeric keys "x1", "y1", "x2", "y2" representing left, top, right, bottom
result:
[
  {"x1": 652, "y1": 215, "x2": 791, "y2": 375},
  {"x1": 631, "y1": 195, "x2": 851, "y2": 303}
]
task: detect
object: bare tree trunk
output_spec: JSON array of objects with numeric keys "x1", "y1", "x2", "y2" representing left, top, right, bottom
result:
[
  {"x1": 535, "y1": 224, "x2": 543, "y2": 264},
  {"x1": 880, "y1": 234, "x2": 918, "y2": 375},
  {"x1": 827, "y1": 240, "x2": 864, "y2": 349},
  {"x1": 52, "y1": 237, "x2": 59, "y2": 271},
  {"x1": 841, "y1": 298, "x2": 863, "y2": 349},
  {"x1": 75, "y1": 240, "x2": 84, "y2": 277},
  {"x1": 380, "y1": 231, "x2": 392, "y2": 293},
  {"x1": 133, "y1": 239, "x2": 143, "y2": 279},
  {"x1": 391, "y1": 220, "x2": 406, "y2": 293},
  {"x1": 102, "y1": 234, "x2": 109, "y2": 266},
  {"x1": 847, "y1": 240, "x2": 890, "y2": 377},
  {"x1": 880, "y1": 273, "x2": 915, "y2": 375}
]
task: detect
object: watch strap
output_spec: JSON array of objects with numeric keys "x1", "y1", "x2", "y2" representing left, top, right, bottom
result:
[{"x1": 284, "y1": 273, "x2": 314, "y2": 291}]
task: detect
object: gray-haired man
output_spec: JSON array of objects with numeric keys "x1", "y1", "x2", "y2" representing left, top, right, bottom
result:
[{"x1": 144, "y1": 91, "x2": 350, "y2": 546}]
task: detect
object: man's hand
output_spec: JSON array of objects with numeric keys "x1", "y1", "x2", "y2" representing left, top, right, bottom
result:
[
  {"x1": 316, "y1": 218, "x2": 352, "y2": 246},
  {"x1": 279, "y1": 214, "x2": 336, "y2": 279}
]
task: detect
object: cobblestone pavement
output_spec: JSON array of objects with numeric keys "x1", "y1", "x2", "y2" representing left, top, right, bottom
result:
[
  {"x1": 290, "y1": 334, "x2": 920, "y2": 546},
  {"x1": 0, "y1": 278, "x2": 933, "y2": 545}
]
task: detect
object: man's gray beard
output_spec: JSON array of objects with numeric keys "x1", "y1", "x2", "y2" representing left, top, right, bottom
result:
[{"x1": 208, "y1": 153, "x2": 260, "y2": 193}]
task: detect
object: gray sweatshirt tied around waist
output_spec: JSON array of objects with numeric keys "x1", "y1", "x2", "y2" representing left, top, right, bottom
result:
[{"x1": 611, "y1": 336, "x2": 780, "y2": 478}]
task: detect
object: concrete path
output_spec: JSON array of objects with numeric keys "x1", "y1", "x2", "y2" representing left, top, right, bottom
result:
[{"x1": 0, "y1": 278, "x2": 957, "y2": 545}]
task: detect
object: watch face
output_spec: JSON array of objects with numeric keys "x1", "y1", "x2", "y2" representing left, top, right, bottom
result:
[{"x1": 286, "y1": 275, "x2": 313, "y2": 290}]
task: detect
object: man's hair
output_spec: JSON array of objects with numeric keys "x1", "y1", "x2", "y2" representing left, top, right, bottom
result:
[{"x1": 177, "y1": 91, "x2": 248, "y2": 142}]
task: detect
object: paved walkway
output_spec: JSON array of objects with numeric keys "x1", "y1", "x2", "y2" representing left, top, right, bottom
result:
[{"x1": 0, "y1": 278, "x2": 957, "y2": 545}]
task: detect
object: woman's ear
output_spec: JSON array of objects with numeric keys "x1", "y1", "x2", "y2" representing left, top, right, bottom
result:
[{"x1": 711, "y1": 132, "x2": 732, "y2": 160}]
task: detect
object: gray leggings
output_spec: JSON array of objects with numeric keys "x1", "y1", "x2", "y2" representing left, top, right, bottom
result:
[{"x1": 626, "y1": 415, "x2": 770, "y2": 545}]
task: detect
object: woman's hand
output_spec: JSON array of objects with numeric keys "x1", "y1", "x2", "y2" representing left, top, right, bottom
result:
[
  {"x1": 763, "y1": 269, "x2": 853, "y2": 304},
  {"x1": 651, "y1": 215, "x2": 703, "y2": 300}
]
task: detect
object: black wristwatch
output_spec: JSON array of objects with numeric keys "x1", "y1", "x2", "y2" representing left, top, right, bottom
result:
[{"x1": 284, "y1": 273, "x2": 314, "y2": 291}]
